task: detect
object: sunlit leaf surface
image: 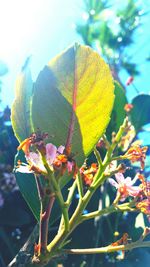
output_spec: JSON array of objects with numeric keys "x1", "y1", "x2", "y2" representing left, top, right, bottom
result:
[{"x1": 32, "y1": 43, "x2": 114, "y2": 166}]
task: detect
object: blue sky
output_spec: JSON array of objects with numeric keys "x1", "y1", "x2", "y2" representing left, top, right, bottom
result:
[{"x1": 0, "y1": 0, "x2": 150, "y2": 107}]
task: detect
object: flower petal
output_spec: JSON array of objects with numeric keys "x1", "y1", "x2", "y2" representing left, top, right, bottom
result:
[
  {"x1": 127, "y1": 186, "x2": 141, "y2": 197},
  {"x1": 115, "y1": 173, "x2": 125, "y2": 184},
  {"x1": 26, "y1": 152, "x2": 41, "y2": 165},
  {"x1": 124, "y1": 177, "x2": 132, "y2": 185},
  {"x1": 46, "y1": 143, "x2": 57, "y2": 164},
  {"x1": 67, "y1": 161, "x2": 74, "y2": 173},
  {"x1": 16, "y1": 165, "x2": 33, "y2": 173},
  {"x1": 57, "y1": 145, "x2": 65, "y2": 154},
  {"x1": 108, "y1": 178, "x2": 119, "y2": 188},
  {"x1": 120, "y1": 196, "x2": 126, "y2": 202}
]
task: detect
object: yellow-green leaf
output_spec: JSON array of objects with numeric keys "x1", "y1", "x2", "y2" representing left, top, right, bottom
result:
[{"x1": 32, "y1": 44, "x2": 114, "y2": 166}]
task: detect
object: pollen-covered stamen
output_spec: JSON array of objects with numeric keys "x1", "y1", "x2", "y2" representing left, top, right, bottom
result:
[{"x1": 53, "y1": 152, "x2": 76, "y2": 176}]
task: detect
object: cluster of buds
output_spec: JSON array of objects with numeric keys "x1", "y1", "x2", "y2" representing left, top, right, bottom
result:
[
  {"x1": 123, "y1": 143, "x2": 148, "y2": 170},
  {"x1": 136, "y1": 174, "x2": 150, "y2": 219},
  {"x1": 80, "y1": 163, "x2": 98, "y2": 186},
  {"x1": 118, "y1": 121, "x2": 136, "y2": 151}
]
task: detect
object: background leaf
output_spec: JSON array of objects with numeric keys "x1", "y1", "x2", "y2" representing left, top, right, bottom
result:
[
  {"x1": 130, "y1": 94, "x2": 150, "y2": 132},
  {"x1": 32, "y1": 44, "x2": 114, "y2": 166}
]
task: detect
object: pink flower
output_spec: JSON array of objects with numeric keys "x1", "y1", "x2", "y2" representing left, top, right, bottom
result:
[
  {"x1": 108, "y1": 173, "x2": 141, "y2": 201},
  {"x1": 16, "y1": 143, "x2": 74, "y2": 175}
]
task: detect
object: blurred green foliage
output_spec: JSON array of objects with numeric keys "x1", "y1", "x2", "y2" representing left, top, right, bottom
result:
[{"x1": 76, "y1": 0, "x2": 148, "y2": 79}]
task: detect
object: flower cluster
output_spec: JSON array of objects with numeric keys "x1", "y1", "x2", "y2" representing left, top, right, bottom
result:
[
  {"x1": 109, "y1": 169, "x2": 150, "y2": 219},
  {"x1": 16, "y1": 132, "x2": 75, "y2": 177}
]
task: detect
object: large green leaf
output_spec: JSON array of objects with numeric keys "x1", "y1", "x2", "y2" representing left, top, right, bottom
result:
[
  {"x1": 130, "y1": 94, "x2": 150, "y2": 132},
  {"x1": 32, "y1": 43, "x2": 114, "y2": 166},
  {"x1": 106, "y1": 81, "x2": 127, "y2": 139},
  {"x1": 11, "y1": 59, "x2": 33, "y2": 142}
]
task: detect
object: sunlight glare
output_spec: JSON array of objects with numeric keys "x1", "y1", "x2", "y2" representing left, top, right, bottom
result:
[{"x1": 0, "y1": 0, "x2": 41, "y2": 60}]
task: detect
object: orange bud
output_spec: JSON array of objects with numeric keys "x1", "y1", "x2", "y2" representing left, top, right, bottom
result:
[
  {"x1": 124, "y1": 103, "x2": 133, "y2": 112},
  {"x1": 126, "y1": 76, "x2": 134, "y2": 86}
]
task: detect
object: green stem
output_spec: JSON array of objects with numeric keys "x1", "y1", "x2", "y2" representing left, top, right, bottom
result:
[
  {"x1": 81, "y1": 202, "x2": 137, "y2": 222},
  {"x1": 94, "y1": 147, "x2": 103, "y2": 169},
  {"x1": 63, "y1": 240, "x2": 150, "y2": 255},
  {"x1": 66, "y1": 179, "x2": 77, "y2": 206},
  {"x1": 58, "y1": 180, "x2": 77, "y2": 233},
  {"x1": 111, "y1": 155, "x2": 125, "y2": 161},
  {"x1": 40, "y1": 152, "x2": 70, "y2": 232},
  {"x1": 104, "y1": 117, "x2": 128, "y2": 164},
  {"x1": 39, "y1": 118, "x2": 130, "y2": 261},
  {"x1": 76, "y1": 172, "x2": 84, "y2": 199}
]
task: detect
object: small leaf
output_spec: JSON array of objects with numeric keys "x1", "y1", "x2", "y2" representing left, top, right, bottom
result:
[
  {"x1": 130, "y1": 94, "x2": 150, "y2": 132},
  {"x1": 11, "y1": 59, "x2": 33, "y2": 142},
  {"x1": 32, "y1": 44, "x2": 114, "y2": 166},
  {"x1": 14, "y1": 151, "x2": 40, "y2": 221},
  {"x1": 107, "y1": 81, "x2": 127, "y2": 138}
]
